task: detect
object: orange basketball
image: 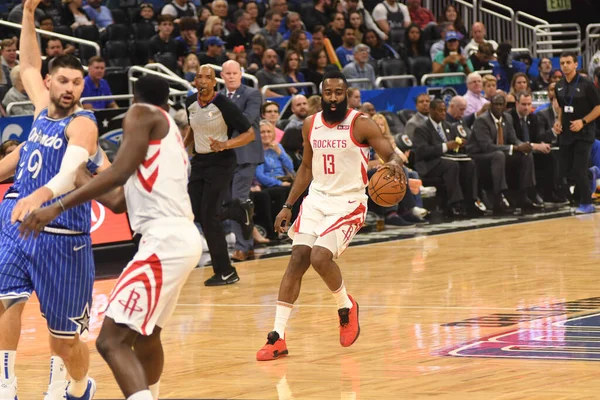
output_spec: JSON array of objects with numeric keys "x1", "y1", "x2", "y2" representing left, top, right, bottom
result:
[{"x1": 367, "y1": 167, "x2": 407, "y2": 207}]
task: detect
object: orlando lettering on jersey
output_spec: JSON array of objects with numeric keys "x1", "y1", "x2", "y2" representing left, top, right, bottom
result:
[
  {"x1": 8, "y1": 108, "x2": 101, "y2": 233},
  {"x1": 312, "y1": 139, "x2": 348, "y2": 149},
  {"x1": 28, "y1": 126, "x2": 64, "y2": 149}
]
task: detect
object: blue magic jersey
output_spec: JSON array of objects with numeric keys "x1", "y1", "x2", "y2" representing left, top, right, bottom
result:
[{"x1": 6, "y1": 108, "x2": 102, "y2": 233}]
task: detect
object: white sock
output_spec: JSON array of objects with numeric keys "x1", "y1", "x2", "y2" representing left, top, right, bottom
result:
[
  {"x1": 0, "y1": 351, "x2": 16, "y2": 385},
  {"x1": 149, "y1": 381, "x2": 160, "y2": 400},
  {"x1": 128, "y1": 389, "x2": 154, "y2": 400},
  {"x1": 332, "y1": 282, "x2": 353, "y2": 309},
  {"x1": 67, "y1": 375, "x2": 89, "y2": 398},
  {"x1": 48, "y1": 356, "x2": 67, "y2": 385},
  {"x1": 273, "y1": 301, "x2": 293, "y2": 338}
]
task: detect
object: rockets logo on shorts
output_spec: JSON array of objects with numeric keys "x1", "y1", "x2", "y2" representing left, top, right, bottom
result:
[{"x1": 119, "y1": 288, "x2": 144, "y2": 318}]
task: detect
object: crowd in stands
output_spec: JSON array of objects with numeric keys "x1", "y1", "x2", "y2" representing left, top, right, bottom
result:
[{"x1": 2, "y1": 0, "x2": 600, "y2": 255}]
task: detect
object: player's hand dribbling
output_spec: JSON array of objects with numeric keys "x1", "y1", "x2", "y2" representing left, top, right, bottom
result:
[
  {"x1": 18, "y1": 204, "x2": 61, "y2": 239},
  {"x1": 381, "y1": 162, "x2": 404, "y2": 182},
  {"x1": 274, "y1": 207, "x2": 292, "y2": 234}
]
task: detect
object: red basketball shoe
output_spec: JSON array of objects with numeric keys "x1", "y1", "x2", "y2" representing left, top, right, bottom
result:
[
  {"x1": 338, "y1": 295, "x2": 360, "y2": 347},
  {"x1": 256, "y1": 331, "x2": 288, "y2": 361}
]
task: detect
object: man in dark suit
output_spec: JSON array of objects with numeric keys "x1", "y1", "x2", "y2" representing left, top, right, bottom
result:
[
  {"x1": 510, "y1": 91, "x2": 564, "y2": 204},
  {"x1": 446, "y1": 96, "x2": 473, "y2": 140},
  {"x1": 220, "y1": 60, "x2": 264, "y2": 261},
  {"x1": 468, "y1": 94, "x2": 537, "y2": 212},
  {"x1": 413, "y1": 99, "x2": 479, "y2": 216}
]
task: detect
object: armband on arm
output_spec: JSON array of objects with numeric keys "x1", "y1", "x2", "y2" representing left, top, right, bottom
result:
[{"x1": 44, "y1": 145, "x2": 90, "y2": 198}]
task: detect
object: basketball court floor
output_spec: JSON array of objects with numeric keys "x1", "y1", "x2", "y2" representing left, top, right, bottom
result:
[{"x1": 16, "y1": 213, "x2": 600, "y2": 399}]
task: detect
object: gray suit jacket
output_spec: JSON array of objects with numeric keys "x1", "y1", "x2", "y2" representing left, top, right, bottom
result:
[
  {"x1": 404, "y1": 113, "x2": 429, "y2": 140},
  {"x1": 468, "y1": 111, "x2": 522, "y2": 155},
  {"x1": 220, "y1": 84, "x2": 264, "y2": 164}
]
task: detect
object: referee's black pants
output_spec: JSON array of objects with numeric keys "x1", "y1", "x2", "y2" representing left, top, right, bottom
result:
[
  {"x1": 189, "y1": 151, "x2": 237, "y2": 276},
  {"x1": 559, "y1": 140, "x2": 593, "y2": 205}
]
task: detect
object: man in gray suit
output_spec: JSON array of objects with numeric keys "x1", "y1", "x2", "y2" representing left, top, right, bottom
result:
[
  {"x1": 404, "y1": 93, "x2": 430, "y2": 139},
  {"x1": 468, "y1": 94, "x2": 537, "y2": 212},
  {"x1": 220, "y1": 60, "x2": 264, "y2": 261}
]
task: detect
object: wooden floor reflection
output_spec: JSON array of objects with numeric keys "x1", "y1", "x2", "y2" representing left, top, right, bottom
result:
[{"x1": 16, "y1": 214, "x2": 600, "y2": 399}]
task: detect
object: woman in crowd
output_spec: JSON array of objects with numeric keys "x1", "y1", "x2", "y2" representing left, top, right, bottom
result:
[
  {"x1": 286, "y1": 29, "x2": 310, "y2": 67},
  {"x1": 254, "y1": 120, "x2": 295, "y2": 239},
  {"x1": 432, "y1": 30, "x2": 473, "y2": 85},
  {"x1": 348, "y1": 11, "x2": 366, "y2": 43},
  {"x1": 201, "y1": 15, "x2": 225, "y2": 47},
  {"x1": 245, "y1": 1, "x2": 262, "y2": 35},
  {"x1": 404, "y1": 23, "x2": 428, "y2": 59},
  {"x1": 283, "y1": 50, "x2": 306, "y2": 95},
  {"x1": 304, "y1": 49, "x2": 330, "y2": 95},
  {"x1": 506, "y1": 72, "x2": 532, "y2": 109},
  {"x1": 363, "y1": 29, "x2": 398, "y2": 61},
  {"x1": 438, "y1": 4, "x2": 468, "y2": 43}
]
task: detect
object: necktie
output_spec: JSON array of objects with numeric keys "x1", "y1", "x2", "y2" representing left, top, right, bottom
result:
[
  {"x1": 436, "y1": 124, "x2": 446, "y2": 142},
  {"x1": 497, "y1": 121, "x2": 504, "y2": 145},
  {"x1": 521, "y1": 118, "x2": 530, "y2": 142},
  {"x1": 228, "y1": 92, "x2": 233, "y2": 99}
]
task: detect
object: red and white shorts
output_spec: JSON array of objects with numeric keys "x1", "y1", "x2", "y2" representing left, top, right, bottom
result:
[
  {"x1": 288, "y1": 191, "x2": 367, "y2": 258},
  {"x1": 105, "y1": 218, "x2": 202, "y2": 336}
]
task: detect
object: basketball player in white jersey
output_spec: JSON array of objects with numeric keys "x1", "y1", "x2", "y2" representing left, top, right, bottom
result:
[
  {"x1": 257, "y1": 70, "x2": 404, "y2": 361},
  {"x1": 20, "y1": 75, "x2": 202, "y2": 400}
]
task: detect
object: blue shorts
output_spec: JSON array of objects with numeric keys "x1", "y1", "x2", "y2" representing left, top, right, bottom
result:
[{"x1": 0, "y1": 199, "x2": 94, "y2": 338}]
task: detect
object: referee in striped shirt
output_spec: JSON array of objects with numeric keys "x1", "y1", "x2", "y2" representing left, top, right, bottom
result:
[{"x1": 184, "y1": 65, "x2": 255, "y2": 286}]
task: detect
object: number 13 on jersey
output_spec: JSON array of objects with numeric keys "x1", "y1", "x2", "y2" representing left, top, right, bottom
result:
[{"x1": 323, "y1": 154, "x2": 335, "y2": 175}]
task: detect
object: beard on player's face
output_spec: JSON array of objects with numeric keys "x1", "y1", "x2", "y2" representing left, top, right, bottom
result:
[{"x1": 321, "y1": 96, "x2": 348, "y2": 123}]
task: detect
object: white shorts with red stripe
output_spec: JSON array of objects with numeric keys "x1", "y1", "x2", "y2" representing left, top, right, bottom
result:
[
  {"x1": 105, "y1": 218, "x2": 202, "y2": 336},
  {"x1": 288, "y1": 190, "x2": 367, "y2": 258}
]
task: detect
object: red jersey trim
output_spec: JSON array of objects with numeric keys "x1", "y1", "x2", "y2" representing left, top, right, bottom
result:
[
  {"x1": 321, "y1": 109, "x2": 352, "y2": 129},
  {"x1": 149, "y1": 139, "x2": 162, "y2": 145},
  {"x1": 349, "y1": 112, "x2": 370, "y2": 148},
  {"x1": 307, "y1": 114, "x2": 317, "y2": 144}
]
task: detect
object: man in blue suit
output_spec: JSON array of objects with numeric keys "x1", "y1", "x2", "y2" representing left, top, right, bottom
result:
[{"x1": 220, "y1": 60, "x2": 264, "y2": 261}]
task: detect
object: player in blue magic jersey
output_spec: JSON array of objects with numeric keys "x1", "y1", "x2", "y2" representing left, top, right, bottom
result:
[{"x1": 0, "y1": 0, "x2": 111, "y2": 399}]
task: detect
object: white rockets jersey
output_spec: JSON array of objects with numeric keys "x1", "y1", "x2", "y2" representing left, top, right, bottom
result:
[
  {"x1": 309, "y1": 109, "x2": 370, "y2": 198},
  {"x1": 125, "y1": 107, "x2": 194, "y2": 234}
]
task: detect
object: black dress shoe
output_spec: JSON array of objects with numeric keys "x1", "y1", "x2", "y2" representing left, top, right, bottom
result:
[
  {"x1": 521, "y1": 197, "x2": 544, "y2": 210},
  {"x1": 445, "y1": 206, "x2": 464, "y2": 218},
  {"x1": 547, "y1": 193, "x2": 569, "y2": 206}
]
